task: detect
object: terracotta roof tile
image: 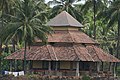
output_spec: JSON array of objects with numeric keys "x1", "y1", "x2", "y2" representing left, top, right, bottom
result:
[
  {"x1": 5, "y1": 43, "x2": 120, "y2": 62},
  {"x1": 86, "y1": 46, "x2": 100, "y2": 61},
  {"x1": 35, "y1": 30, "x2": 97, "y2": 44}
]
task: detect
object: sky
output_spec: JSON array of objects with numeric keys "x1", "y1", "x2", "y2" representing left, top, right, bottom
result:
[
  {"x1": 45, "y1": 0, "x2": 85, "y2": 4},
  {"x1": 45, "y1": 0, "x2": 52, "y2": 3}
]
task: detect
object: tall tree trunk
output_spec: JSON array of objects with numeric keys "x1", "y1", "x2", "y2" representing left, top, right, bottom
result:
[
  {"x1": 0, "y1": 39, "x2": 2, "y2": 74},
  {"x1": 12, "y1": 39, "x2": 17, "y2": 71},
  {"x1": 93, "y1": 0, "x2": 96, "y2": 39},
  {"x1": 109, "y1": 48, "x2": 113, "y2": 72},
  {"x1": 0, "y1": 14, "x2": 4, "y2": 74},
  {"x1": 12, "y1": 39, "x2": 16, "y2": 52},
  {"x1": 24, "y1": 41, "x2": 27, "y2": 73},
  {"x1": 24, "y1": 0, "x2": 28, "y2": 73}
]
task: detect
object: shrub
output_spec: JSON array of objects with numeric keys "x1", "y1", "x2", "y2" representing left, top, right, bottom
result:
[
  {"x1": 0, "y1": 74, "x2": 14, "y2": 80},
  {"x1": 82, "y1": 75, "x2": 91, "y2": 80},
  {"x1": 117, "y1": 66, "x2": 120, "y2": 76}
]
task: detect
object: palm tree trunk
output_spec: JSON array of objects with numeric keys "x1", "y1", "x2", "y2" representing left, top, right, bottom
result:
[
  {"x1": 24, "y1": 1, "x2": 28, "y2": 72},
  {"x1": 24, "y1": 40, "x2": 27, "y2": 73},
  {"x1": 109, "y1": 48, "x2": 113, "y2": 72},
  {"x1": 0, "y1": 14, "x2": 4, "y2": 74},
  {"x1": 118, "y1": 12, "x2": 120, "y2": 59},
  {"x1": 93, "y1": 0, "x2": 96, "y2": 39},
  {"x1": 12, "y1": 39, "x2": 16, "y2": 52},
  {"x1": 0, "y1": 39, "x2": 2, "y2": 74}
]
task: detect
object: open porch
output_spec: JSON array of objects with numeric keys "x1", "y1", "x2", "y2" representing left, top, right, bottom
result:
[{"x1": 29, "y1": 61, "x2": 114, "y2": 77}]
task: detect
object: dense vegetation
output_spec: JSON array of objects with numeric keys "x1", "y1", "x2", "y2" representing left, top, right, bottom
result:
[
  {"x1": 0, "y1": 74, "x2": 119, "y2": 80},
  {"x1": 0, "y1": 0, "x2": 120, "y2": 76}
]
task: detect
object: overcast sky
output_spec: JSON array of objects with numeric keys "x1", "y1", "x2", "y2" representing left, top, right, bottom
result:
[
  {"x1": 45, "y1": 0, "x2": 52, "y2": 3},
  {"x1": 45, "y1": 0, "x2": 85, "y2": 4}
]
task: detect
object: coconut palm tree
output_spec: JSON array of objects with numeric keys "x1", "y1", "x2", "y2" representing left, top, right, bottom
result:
[
  {"x1": 97, "y1": 0, "x2": 120, "y2": 75},
  {"x1": 81, "y1": 0, "x2": 107, "y2": 39},
  {"x1": 0, "y1": 0, "x2": 16, "y2": 73},
  {"x1": 0, "y1": 0, "x2": 52, "y2": 72},
  {"x1": 48, "y1": 0, "x2": 83, "y2": 22}
]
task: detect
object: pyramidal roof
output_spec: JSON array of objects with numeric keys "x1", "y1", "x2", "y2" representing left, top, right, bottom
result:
[{"x1": 46, "y1": 11, "x2": 83, "y2": 27}]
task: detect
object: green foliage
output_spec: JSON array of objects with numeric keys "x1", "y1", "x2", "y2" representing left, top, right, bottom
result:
[
  {"x1": 0, "y1": 0, "x2": 52, "y2": 44},
  {"x1": 117, "y1": 66, "x2": 120, "y2": 76},
  {"x1": 82, "y1": 75, "x2": 91, "y2": 80},
  {"x1": 48, "y1": 0, "x2": 83, "y2": 22},
  {"x1": 0, "y1": 0, "x2": 52, "y2": 72},
  {"x1": 0, "y1": 75, "x2": 83, "y2": 80},
  {"x1": 1, "y1": 52, "x2": 11, "y2": 70},
  {"x1": 0, "y1": 74, "x2": 14, "y2": 80}
]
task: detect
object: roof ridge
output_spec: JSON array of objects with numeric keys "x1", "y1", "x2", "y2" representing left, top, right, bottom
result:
[
  {"x1": 74, "y1": 44, "x2": 89, "y2": 61},
  {"x1": 51, "y1": 46, "x2": 58, "y2": 61},
  {"x1": 91, "y1": 45, "x2": 102, "y2": 62},
  {"x1": 83, "y1": 46, "x2": 95, "y2": 61},
  {"x1": 68, "y1": 30, "x2": 74, "y2": 42},
  {"x1": 72, "y1": 45, "x2": 80, "y2": 61},
  {"x1": 46, "y1": 45, "x2": 52, "y2": 60}
]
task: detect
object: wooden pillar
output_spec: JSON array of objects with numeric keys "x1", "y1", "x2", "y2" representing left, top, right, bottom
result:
[
  {"x1": 101, "y1": 62, "x2": 104, "y2": 71},
  {"x1": 97, "y1": 62, "x2": 100, "y2": 72},
  {"x1": 89, "y1": 62, "x2": 92, "y2": 76},
  {"x1": 55, "y1": 62, "x2": 58, "y2": 71},
  {"x1": 49, "y1": 61, "x2": 51, "y2": 71},
  {"x1": 109, "y1": 62, "x2": 113, "y2": 72},
  {"x1": 70, "y1": 61, "x2": 73, "y2": 70},
  {"x1": 49, "y1": 61, "x2": 51, "y2": 75},
  {"x1": 113, "y1": 62, "x2": 116, "y2": 77},
  {"x1": 76, "y1": 61, "x2": 80, "y2": 76},
  {"x1": 29, "y1": 60, "x2": 32, "y2": 70}
]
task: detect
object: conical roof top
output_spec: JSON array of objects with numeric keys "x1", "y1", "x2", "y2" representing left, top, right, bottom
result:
[{"x1": 47, "y1": 11, "x2": 83, "y2": 27}]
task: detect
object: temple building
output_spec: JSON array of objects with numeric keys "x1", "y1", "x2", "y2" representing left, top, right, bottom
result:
[{"x1": 5, "y1": 11, "x2": 120, "y2": 76}]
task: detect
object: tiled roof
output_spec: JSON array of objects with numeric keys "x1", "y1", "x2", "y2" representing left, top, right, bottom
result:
[
  {"x1": 35, "y1": 30, "x2": 97, "y2": 44},
  {"x1": 46, "y1": 11, "x2": 83, "y2": 27},
  {"x1": 5, "y1": 43, "x2": 120, "y2": 62},
  {"x1": 4, "y1": 10, "x2": 120, "y2": 63}
]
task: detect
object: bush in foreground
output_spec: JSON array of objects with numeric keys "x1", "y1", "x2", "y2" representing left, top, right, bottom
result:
[{"x1": 0, "y1": 74, "x2": 119, "y2": 80}]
